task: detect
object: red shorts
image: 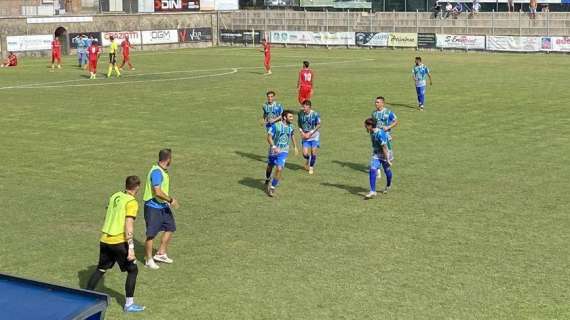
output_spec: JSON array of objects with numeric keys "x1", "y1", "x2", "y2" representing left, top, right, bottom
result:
[
  {"x1": 52, "y1": 52, "x2": 61, "y2": 61},
  {"x1": 122, "y1": 54, "x2": 130, "y2": 60},
  {"x1": 89, "y1": 60, "x2": 98, "y2": 71},
  {"x1": 298, "y1": 86, "x2": 312, "y2": 104},
  {"x1": 264, "y1": 55, "x2": 271, "y2": 67}
]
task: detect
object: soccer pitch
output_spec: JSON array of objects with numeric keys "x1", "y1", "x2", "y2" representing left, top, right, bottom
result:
[{"x1": 1, "y1": 47, "x2": 569, "y2": 319}]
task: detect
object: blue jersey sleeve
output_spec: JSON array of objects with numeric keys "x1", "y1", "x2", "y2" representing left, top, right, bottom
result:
[
  {"x1": 277, "y1": 104, "x2": 283, "y2": 116},
  {"x1": 150, "y1": 169, "x2": 163, "y2": 187},
  {"x1": 315, "y1": 112, "x2": 321, "y2": 124},
  {"x1": 267, "y1": 124, "x2": 275, "y2": 135},
  {"x1": 389, "y1": 111, "x2": 396, "y2": 123}
]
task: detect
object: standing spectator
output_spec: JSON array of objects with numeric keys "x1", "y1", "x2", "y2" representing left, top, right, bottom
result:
[
  {"x1": 471, "y1": 0, "x2": 481, "y2": 15},
  {"x1": 1, "y1": 52, "x2": 18, "y2": 67},
  {"x1": 452, "y1": 2, "x2": 464, "y2": 18},
  {"x1": 444, "y1": 2, "x2": 453, "y2": 18},
  {"x1": 508, "y1": 0, "x2": 515, "y2": 13},
  {"x1": 529, "y1": 0, "x2": 538, "y2": 19}
]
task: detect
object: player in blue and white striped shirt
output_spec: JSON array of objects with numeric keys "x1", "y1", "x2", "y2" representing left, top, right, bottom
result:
[
  {"x1": 297, "y1": 100, "x2": 321, "y2": 175},
  {"x1": 412, "y1": 57, "x2": 432, "y2": 111}
]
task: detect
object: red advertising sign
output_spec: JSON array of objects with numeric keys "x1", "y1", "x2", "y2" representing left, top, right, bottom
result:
[{"x1": 154, "y1": 0, "x2": 199, "y2": 11}]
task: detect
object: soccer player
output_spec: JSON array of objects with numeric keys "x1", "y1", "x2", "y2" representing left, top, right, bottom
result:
[
  {"x1": 261, "y1": 38, "x2": 271, "y2": 75},
  {"x1": 265, "y1": 110, "x2": 299, "y2": 197},
  {"x1": 297, "y1": 61, "x2": 314, "y2": 104},
  {"x1": 371, "y1": 96, "x2": 398, "y2": 137},
  {"x1": 297, "y1": 100, "x2": 321, "y2": 175},
  {"x1": 0, "y1": 52, "x2": 17, "y2": 67},
  {"x1": 364, "y1": 118, "x2": 393, "y2": 199},
  {"x1": 87, "y1": 40, "x2": 101, "y2": 79},
  {"x1": 143, "y1": 149, "x2": 179, "y2": 270},
  {"x1": 86, "y1": 176, "x2": 145, "y2": 313},
  {"x1": 119, "y1": 36, "x2": 135, "y2": 71},
  {"x1": 261, "y1": 91, "x2": 283, "y2": 130},
  {"x1": 412, "y1": 56, "x2": 432, "y2": 111},
  {"x1": 107, "y1": 36, "x2": 121, "y2": 78},
  {"x1": 51, "y1": 37, "x2": 62, "y2": 70}
]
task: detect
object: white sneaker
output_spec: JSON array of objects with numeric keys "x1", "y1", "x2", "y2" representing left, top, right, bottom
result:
[
  {"x1": 364, "y1": 191, "x2": 377, "y2": 199},
  {"x1": 309, "y1": 167, "x2": 314, "y2": 175},
  {"x1": 145, "y1": 259, "x2": 160, "y2": 269},
  {"x1": 153, "y1": 254, "x2": 173, "y2": 264}
]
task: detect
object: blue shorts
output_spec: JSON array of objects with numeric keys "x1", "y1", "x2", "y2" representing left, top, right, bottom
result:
[
  {"x1": 370, "y1": 152, "x2": 394, "y2": 170},
  {"x1": 268, "y1": 151, "x2": 288, "y2": 168},
  {"x1": 302, "y1": 140, "x2": 320, "y2": 149},
  {"x1": 144, "y1": 205, "x2": 176, "y2": 238}
]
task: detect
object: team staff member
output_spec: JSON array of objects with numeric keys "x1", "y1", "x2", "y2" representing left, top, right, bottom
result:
[
  {"x1": 144, "y1": 148, "x2": 179, "y2": 270},
  {"x1": 86, "y1": 176, "x2": 145, "y2": 313},
  {"x1": 107, "y1": 36, "x2": 121, "y2": 78}
]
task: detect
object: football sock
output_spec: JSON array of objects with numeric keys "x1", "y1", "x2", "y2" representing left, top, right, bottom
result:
[
  {"x1": 107, "y1": 65, "x2": 112, "y2": 77},
  {"x1": 265, "y1": 167, "x2": 272, "y2": 180},
  {"x1": 309, "y1": 155, "x2": 317, "y2": 167},
  {"x1": 114, "y1": 65, "x2": 121, "y2": 76},
  {"x1": 369, "y1": 168, "x2": 377, "y2": 192},
  {"x1": 382, "y1": 162, "x2": 393, "y2": 187},
  {"x1": 271, "y1": 178, "x2": 279, "y2": 188}
]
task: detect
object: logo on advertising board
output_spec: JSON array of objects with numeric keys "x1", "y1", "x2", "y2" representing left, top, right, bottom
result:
[
  {"x1": 541, "y1": 37, "x2": 552, "y2": 50},
  {"x1": 445, "y1": 35, "x2": 475, "y2": 45},
  {"x1": 388, "y1": 33, "x2": 417, "y2": 47},
  {"x1": 152, "y1": 30, "x2": 171, "y2": 39},
  {"x1": 154, "y1": 0, "x2": 199, "y2": 11},
  {"x1": 356, "y1": 32, "x2": 389, "y2": 47},
  {"x1": 102, "y1": 31, "x2": 141, "y2": 46},
  {"x1": 142, "y1": 30, "x2": 179, "y2": 44},
  {"x1": 178, "y1": 28, "x2": 213, "y2": 42}
]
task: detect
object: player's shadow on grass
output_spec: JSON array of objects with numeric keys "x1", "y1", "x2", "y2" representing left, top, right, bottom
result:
[
  {"x1": 77, "y1": 266, "x2": 124, "y2": 307},
  {"x1": 321, "y1": 182, "x2": 368, "y2": 197},
  {"x1": 332, "y1": 160, "x2": 368, "y2": 173},
  {"x1": 238, "y1": 177, "x2": 266, "y2": 192},
  {"x1": 389, "y1": 102, "x2": 417, "y2": 110},
  {"x1": 234, "y1": 151, "x2": 304, "y2": 171}
]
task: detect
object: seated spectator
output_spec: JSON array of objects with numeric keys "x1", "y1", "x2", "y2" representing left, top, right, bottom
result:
[
  {"x1": 452, "y1": 2, "x2": 464, "y2": 18},
  {"x1": 433, "y1": 0, "x2": 442, "y2": 18},
  {"x1": 443, "y1": 2, "x2": 453, "y2": 18},
  {"x1": 472, "y1": 0, "x2": 481, "y2": 14},
  {"x1": 1, "y1": 52, "x2": 17, "y2": 67},
  {"x1": 541, "y1": 3, "x2": 549, "y2": 12}
]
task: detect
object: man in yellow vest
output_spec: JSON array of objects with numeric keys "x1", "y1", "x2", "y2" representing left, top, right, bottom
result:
[
  {"x1": 86, "y1": 176, "x2": 145, "y2": 313},
  {"x1": 143, "y1": 148, "x2": 179, "y2": 270}
]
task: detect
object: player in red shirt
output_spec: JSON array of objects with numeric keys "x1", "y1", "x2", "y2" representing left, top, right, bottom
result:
[
  {"x1": 297, "y1": 61, "x2": 314, "y2": 104},
  {"x1": 87, "y1": 40, "x2": 101, "y2": 79},
  {"x1": 1, "y1": 52, "x2": 18, "y2": 67},
  {"x1": 51, "y1": 38, "x2": 62, "y2": 70},
  {"x1": 261, "y1": 38, "x2": 271, "y2": 75},
  {"x1": 119, "y1": 36, "x2": 135, "y2": 71}
]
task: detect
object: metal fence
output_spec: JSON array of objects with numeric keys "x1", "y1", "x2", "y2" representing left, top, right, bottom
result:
[{"x1": 220, "y1": 9, "x2": 570, "y2": 36}]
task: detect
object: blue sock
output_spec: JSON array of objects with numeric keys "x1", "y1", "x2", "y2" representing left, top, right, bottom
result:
[
  {"x1": 309, "y1": 155, "x2": 316, "y2": 167},
  {"x1": 369, "y1": 168, "x2": 377, "y2": 192},
  {"x1": 382, "y1": 162, "x2": 392, "y2": 187},
  {"x1": 271, "y1": 178, "x2": 279, "y2": 187}
]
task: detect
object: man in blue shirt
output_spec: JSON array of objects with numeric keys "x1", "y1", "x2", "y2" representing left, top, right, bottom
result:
[
  {"x1": 73, "y1": 34, "x2": 88, "y2": 68},
  {"x1": 364, "y1": 118, "x2": 393, "y2": 199},
  {"x1": 265, "y1": 110, "x2": 299, "y2": 197},
  {"x1": 297, "y1": 100, "x2": 321, "y2": 175},
  {"x1": 412, "y1": 57, "x2": 432, "y2": 111},
  {"x1": 261, "y1": 90, "x2": 284, "y2": 130}
]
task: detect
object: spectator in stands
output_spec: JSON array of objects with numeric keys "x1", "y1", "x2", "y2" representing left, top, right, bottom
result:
[
  {"x1": 508, "y1": 0, "x2": 514, "y2": 13},
  {"x1": 541, "y1": 3, "x2": 549, "y2": 12},
  {"x1": 452, "y1": 2, "x2": 464, "y2": 18},
  {"x1": 471, "y1": 0, "x2": 480, "y2": 15},
  {"x1": 433, "y1": 0, "x2": 442, "y2": 18},
  {"x1": 529, "y1": 0, "x2": 537, "y2": 19},
  {"x1": 443, "y1": 2, "x2": 453, "y2": 18},
  {"x1": 1, "y1": 52, "x2": 17, "y2": 67}
]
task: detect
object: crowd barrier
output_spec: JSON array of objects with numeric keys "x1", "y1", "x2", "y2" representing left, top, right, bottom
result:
[{"x1": 6, "y1": 29, "x2": 570, "y2": 53}]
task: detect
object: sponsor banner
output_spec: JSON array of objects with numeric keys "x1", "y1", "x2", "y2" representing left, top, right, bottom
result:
[
  {"x1": 355, "y1": 32, "x2": 389, "y2": 47},
  {"x1": 540, "y1": 37, "x2": 570, "y2": 52},
  {"x1": 418, "y1": 33, "x2": 436, "y2": 49},
  {"x1": 6, "y1": 35, "x2": 53, "y2": 52},
  {"x1": 178, "y1": 28, "x2": 213, "y2": 42},
  {"x1": 69, "y1": 32, "x2": 102, "y2": 49},
  {"x1": 388, "y1": 33, "x2": 417, "y2": 47},
  {"x1": 220, "y1": 30, "x2": 262, "y2": 44},
  {"x1": 270, "y1": 31, "x2": 355, "y2": 46},
  {"x1": 154, "y1": 0, "x2": 199, "y2": 11},
  {"x1": 486, "y1": 36, "x2": 540, "y2": 52},
  {"x1": 436, "y1": 34, "x2": 485, "y2": 50},
  {"x1": 101, "y1": 31, "x2": 142, "y2": 46},
  {"x1": 142, "y1": 30, "x2": 179, "y2": 45}
]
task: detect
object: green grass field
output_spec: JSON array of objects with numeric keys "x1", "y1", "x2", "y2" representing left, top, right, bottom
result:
[{"x1": 1, "y1": 47, "x2": 569, "y2": 319}]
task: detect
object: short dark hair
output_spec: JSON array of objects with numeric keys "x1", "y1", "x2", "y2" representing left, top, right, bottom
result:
[
  {"x1": 302, "y1": 100, "x2": 312, "y2": 106},
  {"x1": 158, "y1": 148, "x2": 172, "y2": 162},
  {"x1": 364, "y1": 118, "x2": 377, "y2": 127},
  {"x1": 415, "y1": 56, "x2": 422, "y2": 61},
  {"x1": 125, "y1": 175, "x2": 141, "y2": 190},
  {"x1": 303, "y1": 61, "x2": 310, "y2": 68},
  {"x1": 282, "y1": 110, "x2": 293, "y2": 118},
  {"x1": 109, "y1": 36, "x2": 114, "y2": 41},
  {"x1": 376, "y1": 96, "x2": 385, "y2": 101},
  {"x1": 266, "y1": 90, "x2": 275, "y2": 96}
]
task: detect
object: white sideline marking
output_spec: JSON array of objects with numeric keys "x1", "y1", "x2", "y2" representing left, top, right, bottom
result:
[{"x1": 0, "y1": 58, "x2": 373, "y2": 90}]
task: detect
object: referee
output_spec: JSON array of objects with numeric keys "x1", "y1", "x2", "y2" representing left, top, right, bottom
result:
[
  {"x1": 86, "y1": 176, "x2": 145, "y2": 313},
  {"x1": 106, "y1": 35, "x2": 121, "y2": 78}
]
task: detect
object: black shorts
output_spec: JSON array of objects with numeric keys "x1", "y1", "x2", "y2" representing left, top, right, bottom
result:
[
  {"x1": 96, "y1": 242, "x2": 134, "y2": 272},
  {"x1": 144, "y1": 205, "x2": 176, "y2": 238},
  {"x1": 109, "y1": 53, "x2": 116, "y2": 64}
]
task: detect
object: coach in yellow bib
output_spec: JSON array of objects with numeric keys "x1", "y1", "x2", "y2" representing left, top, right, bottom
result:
[
  {"x1": 86, "y1": 176, "x2": 145, "y2": 313},
  {"x1": 143, "y1": 148, "x2": 178, "y2": 270}
]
